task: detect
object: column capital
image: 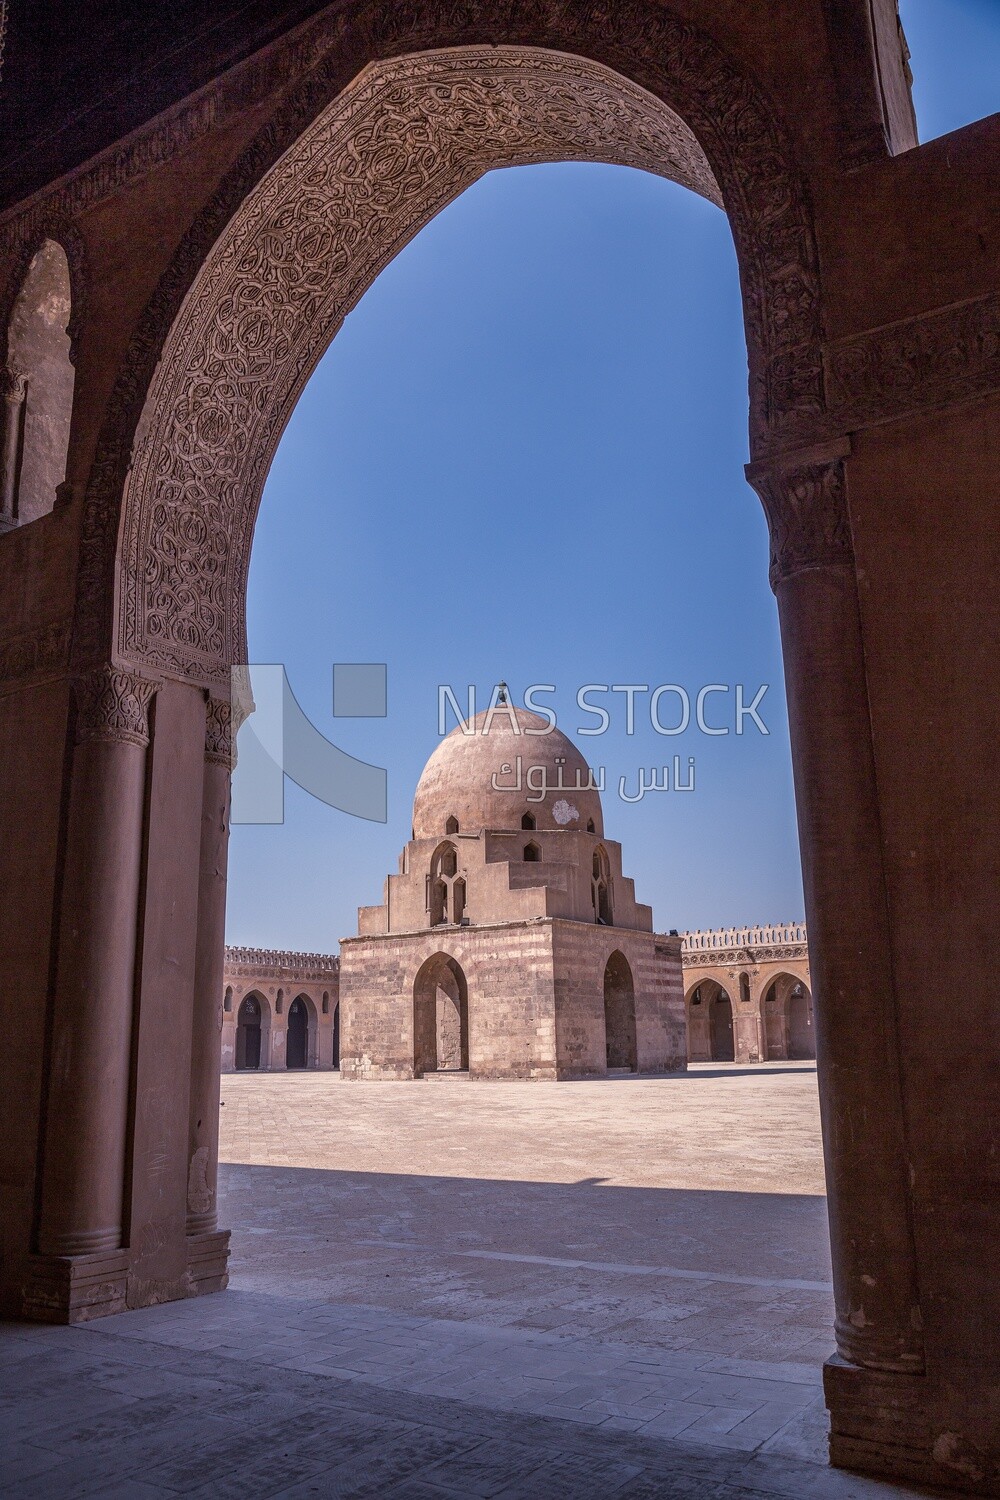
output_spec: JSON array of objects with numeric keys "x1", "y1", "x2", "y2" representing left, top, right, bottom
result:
[
  {"x1": 204, "y1": 695, "x2": 233, "y2": 767},
  {"x1": 746, "y1": 438, "x2": 853, "y2": 590},
  {"x1": 72, "y1": 666, "x2": 158, "y2": 748}
]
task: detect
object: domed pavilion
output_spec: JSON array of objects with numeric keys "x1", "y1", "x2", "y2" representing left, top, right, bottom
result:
[{"x1": 339, "y1": 703, "x2": 685, "y2": 1079}]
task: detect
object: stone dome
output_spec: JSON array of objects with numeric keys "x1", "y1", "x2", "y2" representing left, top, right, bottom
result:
[{"x1": 412, "y1": 707, "x2": 604, "y2": 839}]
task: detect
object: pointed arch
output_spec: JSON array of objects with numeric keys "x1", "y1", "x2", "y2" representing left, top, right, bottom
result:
[
  {"x1": 235, "y1": 990, "x2": 271, "y2": 1070},
  {"x1": 603, "y1": 951, "x2": 637, "y2": 1071},
  {"x1": 286, "y1": 992, "x2": 318, "y2": 1068},
  {"x1": 592, "y1": 845, "x2": 612, "y2": 925},
  {"x1": 413, "y1": 952, "x2": 469, "y2": 1076},
  {"x1": 74, "y1": 32, "x2": 824, "y2": 678}
]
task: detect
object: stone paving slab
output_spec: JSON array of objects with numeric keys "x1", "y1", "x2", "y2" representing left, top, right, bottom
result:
[
  {"x1": 0, "y1": 1313, "x2": 950, "y2": 1499},
  {"x1": 0, "y1": 1070, "x2": 953, "y2": 1498}
]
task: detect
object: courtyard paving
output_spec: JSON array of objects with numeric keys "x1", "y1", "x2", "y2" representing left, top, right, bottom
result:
[{"x1": 0, "y1": 1066, "x2": 948, "y2": 1497}]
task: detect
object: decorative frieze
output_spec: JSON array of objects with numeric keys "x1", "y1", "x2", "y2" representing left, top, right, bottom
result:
[
  {"x1": 681, "y1": 924, "x2": 809, "y2": 970},
  {"x1": 827, "y1": 291, "x2": 1000, "y2": 430},
  {"x1": 53, "y1": 20, "x2": 822, "y2": 684},
  {"x1": 683, "y1": 945, "x2": 809, "y2": 968},
  {"x1": 0, "y1": 618, "x2": 71, "y2": 687},
  {"x1": 224, "y1": 946, "x2": 340, "y2": 982}
]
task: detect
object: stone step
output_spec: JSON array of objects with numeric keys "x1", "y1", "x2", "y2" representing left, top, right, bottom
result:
[{"x1": 421, "y1": 1069, "x2": 471, "y2": 1081}]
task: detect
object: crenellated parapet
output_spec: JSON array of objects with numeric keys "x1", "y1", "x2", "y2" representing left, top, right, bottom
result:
[
  {"x1": 223, "y1": 947, "x2": 340, "y2": 982},
  {"x1": 681, "y1": 924, "x2": 808, "y2": 967}
]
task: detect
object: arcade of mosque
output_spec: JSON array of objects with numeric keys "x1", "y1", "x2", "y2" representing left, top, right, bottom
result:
[{"x1": 223, "y1": 706, "x2": 813, "y2": 1076}]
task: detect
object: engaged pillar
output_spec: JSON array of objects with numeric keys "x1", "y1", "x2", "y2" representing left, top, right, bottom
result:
[
  {"x1": 29, "y1": 666, "x2": 157, "y2": 1320},
  {"x1": 0, "y1": 367, "x2": 26, "y2": 530},
  {"x1": 748, "y1": 441, "x2": 925, "y2": 1380},
  {"x1": 185, "y1": 694, "x2": 233, "y2": 1293}
]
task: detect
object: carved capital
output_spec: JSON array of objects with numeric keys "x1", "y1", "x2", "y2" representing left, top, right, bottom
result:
[
  {"x1": 204, "y1": 695, "x2": 233, "y2": 767},
  {"x1": 747, "y1": 441, "x2": 854, "y2": 590},
  {"x1": 72, "y1": 666, "x2": 157, "y2": 748},
  {"x1": 1, "y1": 366, "x2": 27, "y2": 403}
]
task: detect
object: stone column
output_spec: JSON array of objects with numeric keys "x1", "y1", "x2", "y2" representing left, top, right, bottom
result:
[
  {"x1": 748, "y1": 440, "x2": 924, "y2": 1376},
  {"x1": 0, "y1": 367, "x2": 26, "y2": 529},
  {"x1": 184, "y1": 695, "x2": 233, "y2": 1292},
  {"x1": 186, "y1": 695, "x2": 231, "y2": 1235},
  {"x1": 31, "y1": 667, "x2": 156, "y2": 1318}
]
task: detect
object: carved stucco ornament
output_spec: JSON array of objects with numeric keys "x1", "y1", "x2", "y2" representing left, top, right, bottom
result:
[
  {"x1": 204, "y1": 695, "x2": 233, "y2": 767},
  {"x1": 72, "y1": 665, "x2": 157, "y2": 747},
  {"x1": 827, "y1": 291, "x2": 1000, "y2": 429},
  {"x1": 746, "y1": 440, "x2": 854, "y2": 590},
  {"x1": 67, "y1": 29, "x2": 824, "y2": 685}
]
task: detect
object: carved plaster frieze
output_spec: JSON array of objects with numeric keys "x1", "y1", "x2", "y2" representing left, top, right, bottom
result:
[
  {"x1": 59, "y1": 15, "x2": 823, "y2": 685},
  {"x1": 0, "y1": 618, "x2": 71, "y2": 690},
  {"x1": 684, "y1": 945, "x2": 810, "y2": 968},
  {"x1": 223, "y1": 945, "x2": 340, "y2": 982},
  {"x1": 72, "y1": 665, "x2": 157, "y2": 747},
  {"x1": 111, "y1": 48, "x2": 730, "y2": 683},
  {"x1": 827, "y1": 291, "x2": 1000, "y2": 430}
]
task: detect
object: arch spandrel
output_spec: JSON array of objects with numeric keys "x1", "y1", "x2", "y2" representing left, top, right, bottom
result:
[{"x1": 77, "y1": 31, "x2": 824, "y2": 685}]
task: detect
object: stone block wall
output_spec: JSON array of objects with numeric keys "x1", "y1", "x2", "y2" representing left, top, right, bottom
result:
[
  {"x1": 550, "y1": 924, "x2": 685, "y2": 1076},
  {"x1": 340, "y1": 921, "x2": 559, "y2": 1080}
]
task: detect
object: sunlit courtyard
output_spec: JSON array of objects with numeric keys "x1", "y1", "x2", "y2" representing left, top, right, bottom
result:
[
  {"x1": 217, "y1": 1064, "x2": 833, "y2": 1418},
  {"x1": 4, "y1": 1067, "x2": 947, "y2": 1496}
]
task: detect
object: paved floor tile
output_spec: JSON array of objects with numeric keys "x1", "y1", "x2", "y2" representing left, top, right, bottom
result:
[{"x1": 0, "y1": 1070, "x2": 948, "y2": 1498}]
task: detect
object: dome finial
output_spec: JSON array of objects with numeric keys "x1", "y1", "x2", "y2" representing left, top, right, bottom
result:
[{"x1": 497, "y1": 680, "x2": 508, "y2": 705}]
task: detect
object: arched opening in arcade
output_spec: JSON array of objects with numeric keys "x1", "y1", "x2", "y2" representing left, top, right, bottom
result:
[
  {"x1": 235, "y1": 993, "x2": 269, "y2": 1071},
  {"x1": 603, "y1": 951, "x2": 637, "y2": 1072},
  {"x1": 710, "y1": 990, "x2": 736, "y2": 1062},
  {"x1": 214, "y1": 50, "x2": 809, "y2": 1071},
  {"x1": 762, "y1": 973, "x2": 816, "y2": 1061},
  {"x1": 286, "y1": 995, "x2": 313, "y2": 1069},
  {"x1": 413, "y1": 953, "x2": 469, "y2": 1077},
  {"x1": 105, "y1": 36, "x2": 828, "y2": 1387},
  {"x1": 686, "y1": 979, "x2": 738, "y2": 1063}
]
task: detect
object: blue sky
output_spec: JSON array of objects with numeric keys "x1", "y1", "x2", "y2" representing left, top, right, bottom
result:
[{"x1": 227, "y1": 2, "x2": 999, "y2": 952}]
